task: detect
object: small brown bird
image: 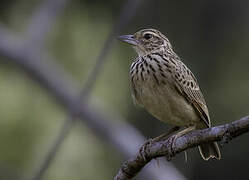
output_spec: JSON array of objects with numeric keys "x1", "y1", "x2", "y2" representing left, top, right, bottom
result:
[{"x1": 119, "y1": 28, "x2": 221, "y2": 160}]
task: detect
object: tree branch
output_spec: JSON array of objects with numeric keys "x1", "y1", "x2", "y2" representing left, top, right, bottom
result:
[{"x1": 114, "y1": 115, "x2": 249, "y2": 180}]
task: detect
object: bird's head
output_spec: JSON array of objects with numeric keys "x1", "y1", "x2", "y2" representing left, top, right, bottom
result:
[{"x1": 118, "y1": 28, "x2": 173, "y2": 56}]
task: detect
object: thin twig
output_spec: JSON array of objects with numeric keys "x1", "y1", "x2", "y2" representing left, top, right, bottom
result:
[
  {"x1": 81, "y1": 0, "x2": 143, "y2": 96},
  {"x1": 114, "y1": 115, "x2": 249, "y2": 180}
]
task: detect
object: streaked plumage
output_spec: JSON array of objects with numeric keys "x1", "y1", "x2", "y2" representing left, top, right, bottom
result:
[{"x1": 119, "y1": 28, "x2": 221, "y2": 160}]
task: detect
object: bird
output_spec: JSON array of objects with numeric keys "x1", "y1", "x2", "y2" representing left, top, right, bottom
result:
[{"x1": 118, "y1": 28, "x2": 221, "y2": 160}]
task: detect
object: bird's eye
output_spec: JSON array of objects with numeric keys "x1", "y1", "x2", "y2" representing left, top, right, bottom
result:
[{"x1": 144, "y1": 33, "x2": 152, "y2": 40}]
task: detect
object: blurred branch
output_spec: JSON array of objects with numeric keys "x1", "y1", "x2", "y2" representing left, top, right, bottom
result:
[
  {"x1": 30, "y1": 0, "x2": 145, "y2": 179},
  {"x1": 0, "y1": 27, "x2": 186, "y2": 180},
  {"x1": 26, "y1": 0, "x2": 70, "y2": 46},
  {"x1": 114, "y1": 115, "x2": 249, "y2": 180},
  {"x1": 81, "y1": 0, "x2": 143, "y2": 96},
  {"x1": 31, "y1": 116, "x2": 74, "y2": 180}
]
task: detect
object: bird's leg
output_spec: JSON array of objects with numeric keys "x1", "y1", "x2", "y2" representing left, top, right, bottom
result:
[
  {"x1": 139, "y1": 126, "x2": 180, "y2": 161},
  {"x1": 166, "y1": 126, "x2": 196, "y2": 160},
  {"x1": 152, "y1": 126, "x2": 180, "y2": 142}
]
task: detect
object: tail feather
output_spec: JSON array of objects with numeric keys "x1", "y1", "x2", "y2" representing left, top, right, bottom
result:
[{"x1": 198, "y1": 142, "x2": 221, "y2": 161}]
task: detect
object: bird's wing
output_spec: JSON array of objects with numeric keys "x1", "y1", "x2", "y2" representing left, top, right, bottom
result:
[{"x1": 173, "y1": 60, "x2": 210, "y2": 127}]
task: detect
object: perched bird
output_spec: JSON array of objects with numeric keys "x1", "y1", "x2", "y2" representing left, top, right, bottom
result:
[{"x1": 118, "y1": 28, "x2": 221, "y2": 160}]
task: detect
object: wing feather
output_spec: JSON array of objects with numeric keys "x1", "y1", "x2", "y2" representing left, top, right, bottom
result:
[{"x1": 173, "y1": 60, "x2": 210, "y2": 127}]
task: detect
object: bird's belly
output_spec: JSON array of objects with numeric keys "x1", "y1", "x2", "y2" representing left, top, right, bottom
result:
[{"x1": 133, "y1": 78, "x2": 200, "y2": 126}]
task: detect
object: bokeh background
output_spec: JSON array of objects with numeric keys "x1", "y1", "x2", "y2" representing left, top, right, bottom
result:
[{"x1": 0, "y1": 0, "x2": 249, "y2": 179}]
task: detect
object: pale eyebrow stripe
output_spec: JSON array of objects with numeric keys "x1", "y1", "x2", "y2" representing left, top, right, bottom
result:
[{"x1": 142, "y1": 31, "x2": 159, "y2": 37}]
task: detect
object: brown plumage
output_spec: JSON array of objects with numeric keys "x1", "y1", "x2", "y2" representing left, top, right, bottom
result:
[{"x1": 119, "y1": 28, "x2": 221, "y2": 160}]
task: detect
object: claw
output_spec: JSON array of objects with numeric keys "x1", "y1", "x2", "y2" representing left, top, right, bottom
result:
[
  {"x1": 139, "y1": 138, "x2": 153, "y2": 161},
  {"x1": 220, "y1": 131, "x2": 232, "y2": 145},
  {"x1": 165, "y1": 134, "x2": 177, "y2": 161}
]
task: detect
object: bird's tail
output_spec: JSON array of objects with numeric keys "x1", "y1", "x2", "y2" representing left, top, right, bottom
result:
[{"x1": 198, "y1": 142, "x2": 221, "y2": 160}]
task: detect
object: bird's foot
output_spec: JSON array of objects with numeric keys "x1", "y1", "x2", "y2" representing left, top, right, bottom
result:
[
  {"x1": 221, "y1": 130, "x2": 233, "y2": 145},
  {"x1": 139, "y1": 138, "x2": 153, "y2": 162},
  {"x1": 139, "y1": 126, "x2": 180, "y2": 161},
  {"x1": 165, "y1": 134, "x2": 177, "y2": 161}
]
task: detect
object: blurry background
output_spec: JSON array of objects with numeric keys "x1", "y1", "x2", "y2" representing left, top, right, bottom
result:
[{"x1": 0, "y1": 0, "x2": 249, "y2": 179}]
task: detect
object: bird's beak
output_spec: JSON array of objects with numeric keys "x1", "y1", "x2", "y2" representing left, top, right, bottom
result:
[{"x1": 118, "y1": 35, "x2": 138, "y2": 46}]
